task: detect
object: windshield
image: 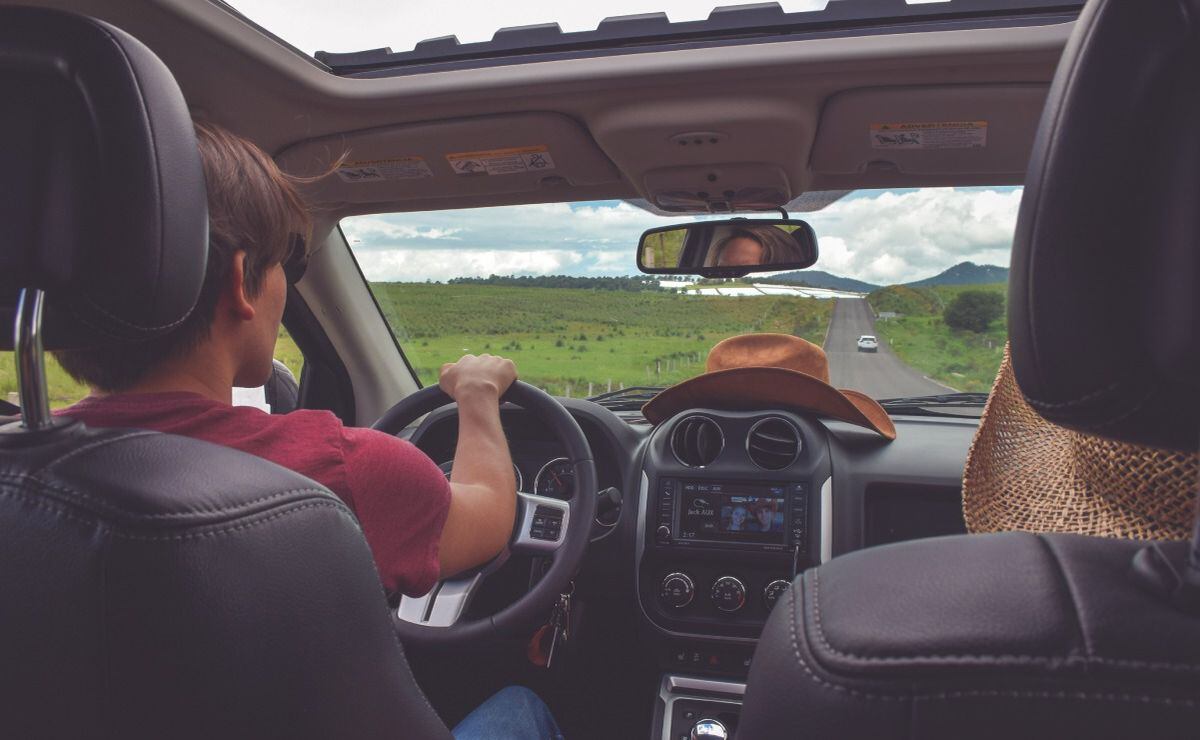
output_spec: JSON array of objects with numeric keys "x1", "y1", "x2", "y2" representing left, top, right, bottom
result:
[{"x1": 344, "y1": 187, "x2": 1017, "y2": 402}]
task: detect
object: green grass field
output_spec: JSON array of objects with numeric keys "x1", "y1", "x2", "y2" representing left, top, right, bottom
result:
[
  {"x1": 371, "y1": 283, "x2": 832, "y2": 395},
  {"x1": 869, "y1": 283, "x2": 1007, "y2": 392},
  {"x1": 2, "y1": 285, "x2": 831, "y2": 408}
]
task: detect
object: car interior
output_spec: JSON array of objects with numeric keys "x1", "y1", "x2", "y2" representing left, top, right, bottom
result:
[{"x1": 1, "y1": 0, "x2": 1198, "y2": 738}]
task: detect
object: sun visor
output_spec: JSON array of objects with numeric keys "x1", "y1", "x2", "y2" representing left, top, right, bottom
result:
[
  {"x1": 275, "y1": 112, "x2": 621, "y2": 206},
  {"x1": 810, "y1": 85, "x2": 1048, "y2": 187}
]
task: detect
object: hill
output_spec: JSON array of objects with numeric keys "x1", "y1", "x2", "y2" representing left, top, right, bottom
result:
[
  {"x1": 905, "y1": 262, "x2": 1008, "y2": 287},
  {"x1": 760, "y1": 270, "x2": 878, "y2": 293}
]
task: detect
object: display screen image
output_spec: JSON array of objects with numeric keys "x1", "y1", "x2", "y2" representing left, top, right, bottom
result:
[{"x1": 678, "y1": 483, "x2": 788, "y2": 544}]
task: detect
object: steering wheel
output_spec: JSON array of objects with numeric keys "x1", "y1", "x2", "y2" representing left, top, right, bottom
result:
[{"x1": 372, "y1": 381, "x2": 597, "y2": 646}]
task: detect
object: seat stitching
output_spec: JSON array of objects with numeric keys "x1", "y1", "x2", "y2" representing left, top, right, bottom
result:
[
  {"x1": 0, "y1": 483, "x2": 354, "y2": 537},
  {"x1": 1038, "y1": 535, "x2": 1094, "y2": 658},
  {"x1": 809, "y1": 569, "x2": 1200, "y2": 672},
  {"x1": 789, "y1": 578, "x2": 1198, "y2": 705},
  {"x1": 0, "y1": 471, "x2": 337, "y2": 520},
  {"x1": 39, "y1": 431, "x2": 159, "y2": 471}
]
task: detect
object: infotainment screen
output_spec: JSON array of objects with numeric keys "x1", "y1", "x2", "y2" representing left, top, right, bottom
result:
[{"x1": 677, "y1": 481, "x2": 788, "y2": 545}]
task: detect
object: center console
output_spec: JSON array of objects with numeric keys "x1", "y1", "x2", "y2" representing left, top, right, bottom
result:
[{"x1": 638, "y1": 410, "x2": 832, "y2": 737}]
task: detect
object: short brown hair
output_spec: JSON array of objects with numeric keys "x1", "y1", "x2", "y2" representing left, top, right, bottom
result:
[{"x1": 55, "y1": 121, "x2": 311, "y2": 392}]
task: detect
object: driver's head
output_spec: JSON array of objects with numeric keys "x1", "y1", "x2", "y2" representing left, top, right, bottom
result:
[
  {"x1": 715, "y1": 236, "x2": 764, "y2": 267},
  {"x1": 55, "y1": 120, "x2": 311, "y2": 393},
  {"x1": 713, "y1": 224, "x2": 802, "y2": 268}
]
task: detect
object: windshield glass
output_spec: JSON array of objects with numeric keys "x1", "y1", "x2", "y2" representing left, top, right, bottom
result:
[{"x1": 344, "y1": 187, "x2": 1017, "y2": 401}]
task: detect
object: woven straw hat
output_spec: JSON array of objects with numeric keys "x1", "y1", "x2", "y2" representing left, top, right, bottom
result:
[{"x1": 963, "y1": 344, "x2": 1199, "y2": 540}]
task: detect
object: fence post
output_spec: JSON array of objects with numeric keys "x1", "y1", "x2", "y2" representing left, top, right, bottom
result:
[{"x1": 588, "y1": 382, "x2": 594, "y2": 397}]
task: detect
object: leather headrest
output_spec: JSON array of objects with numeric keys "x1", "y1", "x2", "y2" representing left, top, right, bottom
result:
[
  {"x1": 0, "y1": 7, "x2": 208, "y2": 349},
  {"x1": 1009, "y1": 0, "x2": 1200, "y2": 453}
]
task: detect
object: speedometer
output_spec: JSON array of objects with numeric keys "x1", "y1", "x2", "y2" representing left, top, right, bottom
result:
[
  {"x1": 533, "y1": 457, "x2": 575, "y2": 499},
  {"x1": 438, "y1": 459, "x2": 524, "y2": 491}
]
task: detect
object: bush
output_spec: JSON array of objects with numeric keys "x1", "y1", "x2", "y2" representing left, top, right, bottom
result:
[{"x1": 943, "y1": 290, "x2": 1004, "y2": 333}]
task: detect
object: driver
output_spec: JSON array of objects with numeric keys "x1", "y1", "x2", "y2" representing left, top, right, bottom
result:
[{"x1": 52, "y1": 121, "x2": 563, "y2": 740}]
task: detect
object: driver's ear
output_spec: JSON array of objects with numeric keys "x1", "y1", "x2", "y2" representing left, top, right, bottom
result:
[{"x1": 223, "y1": 249, "x2": 257, "y2": 322}]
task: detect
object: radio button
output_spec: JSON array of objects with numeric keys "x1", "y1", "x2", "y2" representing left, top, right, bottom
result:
[
  {"x1": 659, "y1": 572, "x2": 695, "y2": 609},
  {"x1": 656, "y1": 525, "x2": 672, "y2": 543},
  {"x1": 711, "y1": 576, "x2": 746, "y2": 613},
  {"x1": 763, "y1": 579, "x2": 791, "y2": 611}
]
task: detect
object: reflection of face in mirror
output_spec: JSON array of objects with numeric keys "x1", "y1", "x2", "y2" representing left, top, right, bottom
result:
[
  {"x1": 713, "y1": 224, "x2": 806, "y2": 268},
  {"x1": 715, "y1": 236, "x2": 763, "y2": 266}
]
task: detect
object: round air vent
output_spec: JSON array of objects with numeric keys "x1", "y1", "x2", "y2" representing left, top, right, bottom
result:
[
  {"x1": 671, "y1": 416, "x2": 724, "y2": 468},
  {"x1": 746, "y1": 417, "x2": 801, "y2": 470}
]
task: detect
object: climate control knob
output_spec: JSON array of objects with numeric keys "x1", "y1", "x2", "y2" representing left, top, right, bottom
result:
[
  {"x1": 659, "y1": 572, "x2": 695, "y2": 609},
  {"x1": 711, "y1": 576, "x2": 746, "y2": 613},
  {"x1": 763, "y1": 579, "x2": 791, "y2": 611}
]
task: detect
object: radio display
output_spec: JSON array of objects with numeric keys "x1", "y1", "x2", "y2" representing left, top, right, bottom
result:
[{"x1": 677, "y1": 481, "x2": 788, "y2": 545}]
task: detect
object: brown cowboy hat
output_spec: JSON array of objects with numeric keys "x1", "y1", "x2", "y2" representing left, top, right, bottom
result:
[
  {"x1": 963, "y1": 344, "x2": 1199, "y2": 540},
  {"x1": 641, "y1": 333, "x2": 897, "y2": 440}
]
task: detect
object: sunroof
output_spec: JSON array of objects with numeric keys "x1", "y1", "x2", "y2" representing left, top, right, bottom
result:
[{"x1": 220, "y1": 0, "x2": 1083, "y2": 75}]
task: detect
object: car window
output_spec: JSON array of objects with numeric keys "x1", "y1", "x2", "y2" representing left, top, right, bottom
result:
[
  {"x1": 344, "y1": 187, "x2": 1018, "y2": 401},
  {"x1": 0, "y1": 324, "x2": 305, "y2": 411}
]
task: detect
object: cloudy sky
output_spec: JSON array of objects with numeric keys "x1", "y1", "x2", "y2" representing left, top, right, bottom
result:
[
  {"x1": 343, "y1": 189, "x2": 1021, "y2": 285},
  {"x1": 227, "y1": 2, "x2": 1021, "y2": 285}
]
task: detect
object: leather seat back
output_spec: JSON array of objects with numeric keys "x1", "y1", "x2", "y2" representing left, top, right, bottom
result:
[{"x1": 0, "y1": 426, "x2": 450, "y2": 739}]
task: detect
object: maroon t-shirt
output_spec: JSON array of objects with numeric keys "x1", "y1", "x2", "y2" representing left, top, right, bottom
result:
[{"x1": 57, "y1": 392, "x2": 451, "y2": 597}]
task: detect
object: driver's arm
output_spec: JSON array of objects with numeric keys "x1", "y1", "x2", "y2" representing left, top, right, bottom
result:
[{"x1": 437, "y1": 354, "x2": 518, "y2": 578}]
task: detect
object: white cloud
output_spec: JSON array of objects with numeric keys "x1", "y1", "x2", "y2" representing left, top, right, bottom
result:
[
  {"x1": 355, "y1": 248, "x2": 585, "y2": 282},
  {"x1": 227, "y1": 1, "x2": 830, "y2": 56},
  {"x1": 804, "y1": 188, "x2": 1022, "y2": 284}
]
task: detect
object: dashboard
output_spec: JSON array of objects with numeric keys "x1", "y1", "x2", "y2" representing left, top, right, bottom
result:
[{"x1": 405, "y1": 397, "x2": 975, "y2": 684}]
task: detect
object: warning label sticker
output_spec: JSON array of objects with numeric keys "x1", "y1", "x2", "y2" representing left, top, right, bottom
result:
[
  {"x1": 445, "y1": 145, "x2": 556, "y2": 176},
  {"x1": 336, "y1": 157, "x2": 434, "y2": 183},
  {"x1": 869, "y1": 121, "x2": 988, "y2": 150}
]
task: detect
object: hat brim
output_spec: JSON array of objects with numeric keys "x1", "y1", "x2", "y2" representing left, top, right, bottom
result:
[{"x1": 641, "y1": 367, "x2": 897, "y2": 440}]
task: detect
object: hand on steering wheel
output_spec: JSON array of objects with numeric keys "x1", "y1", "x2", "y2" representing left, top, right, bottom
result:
[{"x1": 371, "y1": 381, "x2": 597, "y2": 646}]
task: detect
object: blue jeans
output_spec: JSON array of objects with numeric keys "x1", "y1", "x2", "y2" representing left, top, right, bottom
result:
[{"x1": 452, "y1": 686, "x2": 564, "y2": 740}]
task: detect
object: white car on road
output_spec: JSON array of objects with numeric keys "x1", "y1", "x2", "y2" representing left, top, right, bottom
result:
[{"x1": 857, "y1": 335, "x2": 879, "y2": 353}]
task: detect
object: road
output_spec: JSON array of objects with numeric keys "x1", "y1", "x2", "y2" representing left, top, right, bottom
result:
[{"x1": 823, "y1": 297, "x2": 953, "y2": 398}]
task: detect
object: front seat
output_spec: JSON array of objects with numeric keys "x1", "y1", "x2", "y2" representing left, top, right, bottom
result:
[
  {"x1": 0, "y1": 8, "x2": 451, "y2": 738},
  {"x1": 738, "y1": 0, "x2": 1200, "y2": 737}
]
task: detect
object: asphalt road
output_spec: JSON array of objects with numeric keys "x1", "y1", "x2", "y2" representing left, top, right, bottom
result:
[{"x1": 823, "y1": 297, "x2": 953, "y2": 399}]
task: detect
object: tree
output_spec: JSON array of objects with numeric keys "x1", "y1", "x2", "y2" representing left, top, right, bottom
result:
[{"x1": 943, "y1": 290, "x2": 1003, "y2": 333}]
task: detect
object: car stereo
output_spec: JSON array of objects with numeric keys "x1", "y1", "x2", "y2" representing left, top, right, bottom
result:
[{"x1": 653, "y1": 478, "x2": 807, "y2": 552}]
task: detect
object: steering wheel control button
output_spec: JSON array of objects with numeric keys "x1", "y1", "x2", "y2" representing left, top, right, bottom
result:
[
  {"x1": 531, "y1": 505, "x2": 563, "y2": 541},
  {"x1": 763, "y1": 579, "x2": 791, "y2": 610},
  {"x1": 711, "y1": 576, "x2": 747, "y2": 613},
  {"x1": 659, "y1": 572, "x2": 695, "y2": 609},
  {"x1": 691, "y1": 719, "x2": 728, "y2": 740}
]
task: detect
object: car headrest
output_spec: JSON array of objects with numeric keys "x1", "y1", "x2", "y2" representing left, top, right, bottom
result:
[
  {"x1": 0, "y1": 7, "x2": 208, "y2": 350},
  {"x1": 1009, "y1": 0, "x2": 1200, "y2": 453}
]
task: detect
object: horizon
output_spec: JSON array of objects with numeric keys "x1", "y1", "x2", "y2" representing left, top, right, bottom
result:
[{"x1": 365, "y1": 259, "x2": 1010, "y2": 287}]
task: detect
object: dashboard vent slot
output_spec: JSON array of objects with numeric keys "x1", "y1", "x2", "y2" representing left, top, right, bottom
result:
[
  {"x1": 747, "y1": 417, "x2": 801, "y2": 470},
  {"x1": 671, "y1": 416, "x2": 724, "y2": 468}
]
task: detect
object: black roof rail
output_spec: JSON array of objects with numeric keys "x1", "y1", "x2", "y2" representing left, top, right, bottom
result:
[{"x1": 314, "y1": 0, "x2": 1084, "y2": 76}]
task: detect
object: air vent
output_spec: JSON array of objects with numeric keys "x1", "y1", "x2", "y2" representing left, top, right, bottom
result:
[
  {"x1": 747, "y1": 417, "x2": 801, "y2": 470},
  {"x1": 671, "y1": 416, "x2": 724, "y2": 468}
]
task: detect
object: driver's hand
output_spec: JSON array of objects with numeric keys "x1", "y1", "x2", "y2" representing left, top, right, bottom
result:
[{"x1": 439, "y1": 354, "x2": 517, "y2": 401}]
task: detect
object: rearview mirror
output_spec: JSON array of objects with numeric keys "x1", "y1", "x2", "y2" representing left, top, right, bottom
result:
[{"x1": 637, "y1": 218, "x2": 818, "y2": 278}]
